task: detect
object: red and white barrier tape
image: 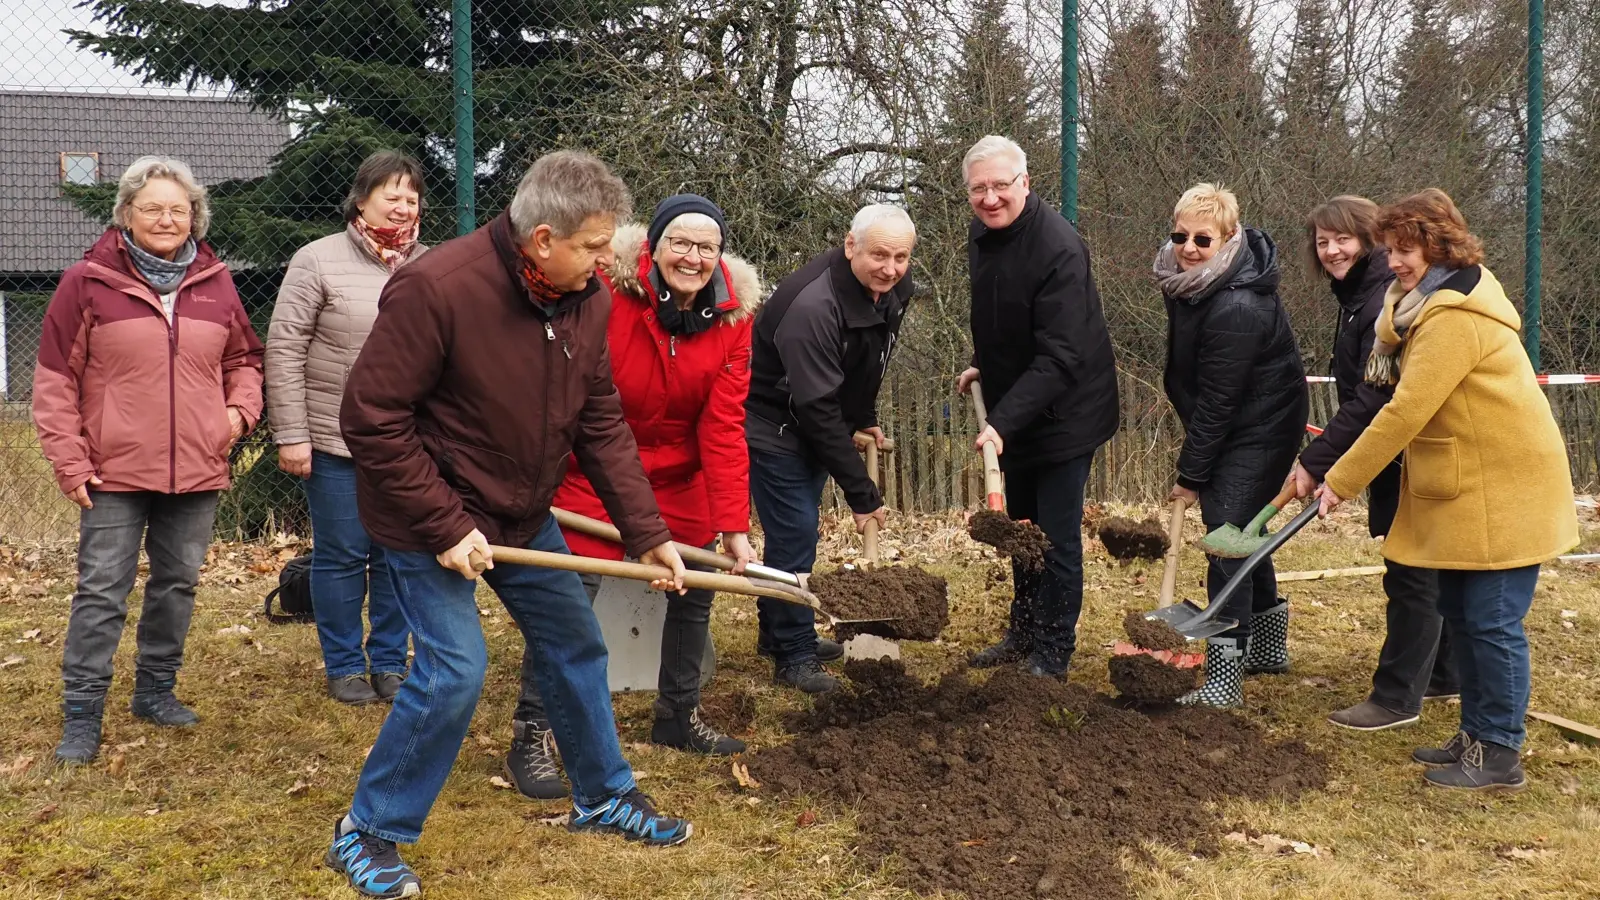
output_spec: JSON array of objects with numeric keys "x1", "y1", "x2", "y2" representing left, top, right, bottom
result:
[{"x1": 1306, "y1": 374, "x2": 1600, "y2": 385}]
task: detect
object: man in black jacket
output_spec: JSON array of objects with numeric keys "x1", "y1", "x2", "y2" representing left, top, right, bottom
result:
[
  {"x1": 746, "y1": 204, "x2": 915, "y2": 693},
  {"x1": 956, "y1": 136, "x2": 1119, "y2": 677}
]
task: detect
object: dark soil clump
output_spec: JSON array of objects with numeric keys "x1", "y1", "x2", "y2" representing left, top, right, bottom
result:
[
  {"x1": 968, "y1": 510, "x2": 1049, "y2": 572},
  {"x1": 1121, "y1": 610, "x2": 1188, "y2": 653},
  {"x1": 1098, "y1": 516, "x2": 1169, "y2": 561},
  {"x1": 702, "y1": 688, "x2": 757, "y2": 735},
  {"x1": 809, "y1": 567, "x2": 949, "y2": 641},
  {"x1": 1108, "y1": 653, "x2": 1199, "y2": 704},
  {"x1": 752, "y1": 660, "x2": 1327, "y2": 900}
]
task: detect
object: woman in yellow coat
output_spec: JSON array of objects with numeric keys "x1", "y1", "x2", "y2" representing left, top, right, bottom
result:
[{"x1": 1315, "y1": 189, "x2": 1577, "y2": 792}]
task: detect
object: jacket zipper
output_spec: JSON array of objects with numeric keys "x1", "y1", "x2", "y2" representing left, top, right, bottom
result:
[
  {"x1": 545, "y1": 321, "x2": 570, "y2": 359},
  {"x1": 168, "y1": 299, "x2": 179, "y2": 492}
]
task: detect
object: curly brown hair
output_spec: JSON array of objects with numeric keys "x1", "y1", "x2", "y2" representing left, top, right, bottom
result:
[
  {"x1": 1377, "y1": 188, "x2": 1484, "y2": 268},
  {"x1": 1304, "y1": 195, "x2": 1380, "y2": 277}
]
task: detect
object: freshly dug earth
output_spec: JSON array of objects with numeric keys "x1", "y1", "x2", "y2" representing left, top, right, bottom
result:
[
  {"x1": 1121, "y1": 610, "x2": 1187, "y2": 652},
  {"x1": 968, "y1": 509, "x2": 1048, "y2": 572},
  {"x1": 1108, "y1": 652, "x2": 1199, "y2": 704},
  {"x1": 809, "y1": 567, "x2": 950, "y2": 641},
  {"x1": 1097, "y1": 516, "x2": 1168, "y2": 561},
  {"x1": 753, "y1": 660, "x2": 1327, "y2": 900}
]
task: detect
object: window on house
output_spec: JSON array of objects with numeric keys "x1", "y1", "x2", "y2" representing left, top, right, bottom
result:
[{"x1": 60, "y1": 152, "x2": 99, "y2": 186}]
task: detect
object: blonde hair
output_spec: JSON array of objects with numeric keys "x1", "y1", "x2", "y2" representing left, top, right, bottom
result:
[
  {"x1": 113, "y1": 156, "x2": 211, "y2": 239},
  {"x1": 1173, "y1": 182, "x2": 1239, "y2": 238}
]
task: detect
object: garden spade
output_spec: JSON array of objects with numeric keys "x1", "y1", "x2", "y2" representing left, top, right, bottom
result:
[{"x1": 1199, "y1": 484, "x2": 1296, "y2": 559}]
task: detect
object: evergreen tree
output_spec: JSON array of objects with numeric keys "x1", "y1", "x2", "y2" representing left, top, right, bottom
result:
[
  {"x1": 1274, "y1": 0, "x2": 1353, "y2": 182},
  {"x1": 1175, "y1": 0, "x2": 1272, "y2": 189}
]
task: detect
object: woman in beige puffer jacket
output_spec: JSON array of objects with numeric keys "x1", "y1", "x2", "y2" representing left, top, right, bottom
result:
[{"x1": 265, "y1": 151, "x2": 427, "y2": 706}]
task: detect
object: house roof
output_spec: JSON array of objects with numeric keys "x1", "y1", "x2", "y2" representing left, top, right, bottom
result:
[{"x1": 0, "y1": 90, "x2": 286, "y2": 274}]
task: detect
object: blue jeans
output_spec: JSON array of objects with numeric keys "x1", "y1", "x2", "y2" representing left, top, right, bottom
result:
[
  {"x1": 1436, "y1": 565, "x2": 1539, "y2": 750},
  {"x1": 749, "y1": 449, "x2": 829, "y2": 664},
  {"x1": 348, "y1": 516, "x2": 634, "y2": 844},
  {"x1": 1001, "y1": 454, "x2": 1092, "y2": 672},
  {"x1": 304, "y1": 451, "x2": 409, "y2": 678}
]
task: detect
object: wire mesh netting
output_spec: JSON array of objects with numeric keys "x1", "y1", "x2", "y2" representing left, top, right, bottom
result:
[{"x1": 1, "y1": 0, "x2": 1597, "y2": 545}]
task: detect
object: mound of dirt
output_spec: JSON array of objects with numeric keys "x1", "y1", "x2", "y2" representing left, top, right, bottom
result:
[
  {"x1": 701, "y1": 688, "x2": 757, "y2": 736},
  {"x1": 968, "y1": 510, "x2": 1049, "y2": 572},
  {"x1": 809, "y1": 567, "x2": 949, "y2": 641},
  {"x1": 1097, "y1": 516, "x2": 1168, "y2": 561},
  {"x1": 1121, "y1": 610, "x2": 1187, "y2": 653},
  {"x1": 1108, "y1": 653, "x2": 1199, "y2": 704},
  {"x1": 753, "y1": 660, "x2": 1327, "y2": 900}
]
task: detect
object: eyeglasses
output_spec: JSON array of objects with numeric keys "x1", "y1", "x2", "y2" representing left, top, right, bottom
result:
[
  {"x1": 1170, "y1": 231, "x2": 1214, "y2": 249},
  {"x1": 135, "y1": 205, "x2": 192, "y2": 222},
  {"x1": 664, "y1": 236, "x2": 721, "y2": 259},
  {"x1": 967, "y1": 174, "x2": 1023, "y2": 198}
]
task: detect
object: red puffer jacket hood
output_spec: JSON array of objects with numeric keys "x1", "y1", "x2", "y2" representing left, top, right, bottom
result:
[{"x1": 552, "y1": 222, "x2": 763, "y2": 558}]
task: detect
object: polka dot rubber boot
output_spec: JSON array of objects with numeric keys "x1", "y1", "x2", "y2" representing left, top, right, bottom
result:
[
  {"x1": 1242, "y1": 600, "x2": 1290, "y2": 675},
  {"x1": 1177, "y1": 638, "x2": 1245, "y2": 709}
]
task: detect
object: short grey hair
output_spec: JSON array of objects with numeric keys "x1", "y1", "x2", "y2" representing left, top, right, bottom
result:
[
  {"x1": 961, "y1": 135, "x2": 1028, "y2": 183},
  {"x1": 661, "y1": 212, "x2": 722, "y2": 239},
  {"x1": 849, "y1": 204, "x2": 916, "y2": 242},
  {"x1": 112, "y1": 155, "x2": 211, "y2": 239},
  {"x1": 508, "y1": 150, "x2": 632, "y2": 240}
]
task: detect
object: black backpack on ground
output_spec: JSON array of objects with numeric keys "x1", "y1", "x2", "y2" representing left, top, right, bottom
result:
[{"x1": 263, "y1": 553, "x2": 314, "y2": 623}]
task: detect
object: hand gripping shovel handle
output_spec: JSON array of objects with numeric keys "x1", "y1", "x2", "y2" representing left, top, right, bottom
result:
[
  {"x1": 1157, "y1": 497, "x2": 1188, "y2": 609},
  {"x1": 549, "y1": 507, "x2": 802, "y2": 588},
  {"x1": 1170, "y1": 502, "x2": 1320, "y2": 639},
  {"x1": 469, "y1": 545, "x2": 825, "y2": 608},
  {"x1": 969, "y1": 382, "x2": 1004, "y2": 511}
]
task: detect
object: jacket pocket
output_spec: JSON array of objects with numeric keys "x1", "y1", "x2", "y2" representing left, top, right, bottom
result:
[
  {"x1": 1404, "y1": 435, "x2": 1460, "y2": 501},
  {"x1": 421, "y1": 430, "x2": 532, "y2": 518}
]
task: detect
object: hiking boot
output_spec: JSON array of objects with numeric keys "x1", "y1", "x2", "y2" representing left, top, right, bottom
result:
[
  {"x1": 651, "y1": 707, "x2": 746, "y2": 756},
  {"x1": 1424, "y1": 739, "x2": 1526, "y2": 792},
  {"x1": 774, "y1": 658, "x2": 839, "y2": 694},
  {"x1": 55, "y1": 694, "x2": 105, "y2": 765},
  {"x1": 1242, "y1": 600, "x2": 1290, "y2": 674},
  {"x1": 130, "y1": 672, "x2": 199, "y2": 727},
  {"x1": 968, "y1": 634, "x2": 1029, "y2": 669},
  {"x1": 370, "y1": 672, "x2": 405, "y2": 702},
  {"x1": 570, "y1": 787, "x2": 693, "y2": 847},
  {"x1": 1177, "y1": 638, "x2": 1245, "y2": 709},
  {"x1": 325, "y1": 818, "x2": 422, "y2": 898},
  {"x1": 1328, "y1": 700, "x2": 1420, "y2": 732},
  {"x1": 328, "y1": 674, "x2": 381, "y2": 706},
  {"x1": 506, "y1": 719, "x2": 566, "y2": 800},
  {"x1": 1412, "y1": 730, "x2": 1472, "y2": 768},
  {"x1": 759, "y1": 637, "x2": 843, "y2": 663}
]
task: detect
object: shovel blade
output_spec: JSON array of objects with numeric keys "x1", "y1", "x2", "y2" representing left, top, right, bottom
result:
[
  {"x1": 1144, "y1": 601, "x2": 1239, "y2": 640},
  {"x1": 1197, "y1": 524, "x2": 1260, "y2": 559}
]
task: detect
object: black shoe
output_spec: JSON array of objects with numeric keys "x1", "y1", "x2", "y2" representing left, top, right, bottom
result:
[
  {"x1": 328, "y1": 674, "x2": 382, "y2": 706},
  {"x1": 570, "y1": 787, "x2": 693, "y2": 846},
  {"x1": 370, "y1": 672, "x2": 405, "y2": 702},
  {"x1": 1424, "y1": 739, "x2": 1526, "y2": 792},
  {"x1": 1422, "y1": 686, "x2": 1460, "y2": 702},
  {"x1": 55, "y1": 694, "x2": 105, "y2": 764},
  {"x1": 507, "y1": 719, "x2": 566, "y2": 800},
  {"x1": 325, "y1": 819, "x2": 422, "y2": 898},
  {"x1": 1412, "y1": 730, "x2": 1472, "y2": 768},
  {"x1": 1327, "y1": 700, "x2": 1420, "y2": 732},
  {"x1": 130, "y1": 672, "x2": 199, "y2": 727},
  {"x1": 758, "y1": 637, "x2": 843, "y2": 663},
  {"x1": 774, "y1": 658, "x2": 839, "y2": 694},
  {"x1": 1024, "y1": 653, "x2": 1068, "y2": 678},
  {"x1": 968, "y1": 635, "x2": 1029, "y2": 669},
  {"x1": 651, "y1": 707, "x2": 747, "y2": 756}
]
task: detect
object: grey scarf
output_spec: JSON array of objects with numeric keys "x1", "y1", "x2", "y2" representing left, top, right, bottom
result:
[
  {"x1": 1364, "y1": 264, "x2": 1458, "y2": 386},
  {"x1": 1152, "y1": 227, "x2": 1246, "y2": 301},
  {"x1": 122, "y1": 230, "x2": 197, "y2": 294}
]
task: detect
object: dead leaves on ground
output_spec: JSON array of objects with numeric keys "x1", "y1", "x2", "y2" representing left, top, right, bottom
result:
[{"x1": 1225, "y1": 829, "x2": 1326, "y2": 858}]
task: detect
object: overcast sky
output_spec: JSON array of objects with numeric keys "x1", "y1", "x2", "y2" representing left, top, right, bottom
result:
[{"x1": 0, "y1": 0, "x2": 229, "y2": 96}]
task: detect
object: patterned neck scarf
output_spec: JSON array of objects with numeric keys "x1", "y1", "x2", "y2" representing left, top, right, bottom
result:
[
  {"x1": 516, "y1": 251, "x2": 567, "y2": 305},
  {"x1": 353, "y1": 218, "x2": 419, "y2": 271},
  {"x1": 121, "y1": 230, "x2": 197, "y2": 293},
  {"x1": 1365, "y1": 264, "x2": 1459, "y2": 386}
]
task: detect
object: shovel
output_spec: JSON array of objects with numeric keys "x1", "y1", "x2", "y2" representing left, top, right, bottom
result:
[
  {"x1": 969, "y1": 382, "x2": 1004, "y2": 511},
  {"x1": 1198, "y1": 484, "x2": 1295, "y2": 559},
  {"x1": 1147, "y1": 501, "x2": 1319, "y2": 640},
  {"x1": 852, "y1": 431, "x2": 895, "y2": 565},
  {"x1": 1156, "y1": 497, "x2": 1188, "y2": 609},
  {"x1": 550, "y1": 507, "x2": 802, "y2": 587}
]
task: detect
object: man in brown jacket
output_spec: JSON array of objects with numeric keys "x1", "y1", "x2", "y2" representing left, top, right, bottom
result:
[{"x1": 325, "y1": 151, "x2": 693, "y2": 900}]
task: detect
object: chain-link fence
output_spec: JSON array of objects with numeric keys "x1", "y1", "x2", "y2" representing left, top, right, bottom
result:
[{"x1": 2, "y1": 0, "x2": 1598, "y2": 545}]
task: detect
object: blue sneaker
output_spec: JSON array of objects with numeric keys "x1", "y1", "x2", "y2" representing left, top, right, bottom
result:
[
  {"x1": 325, "y1": 820, "x2": 422, "y2": 898},
  {"x1": 569, "y1": 788, "x2": 693, "y2": 846}
]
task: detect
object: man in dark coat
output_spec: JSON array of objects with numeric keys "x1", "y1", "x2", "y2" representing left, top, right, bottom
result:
[
  {"x1": 745, "y1": 204, "x2": 915, "y2": 693},
  {"x1": 957, "y1": 136, "x2": 1120, "y2": 677},
  {"x1": 327, "y1": 152, "x2": 694, "y2": 898}
]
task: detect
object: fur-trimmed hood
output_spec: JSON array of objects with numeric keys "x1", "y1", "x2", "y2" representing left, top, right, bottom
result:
[{"x1": 603, "y1": 222, "x2": 764, "y2": 323}]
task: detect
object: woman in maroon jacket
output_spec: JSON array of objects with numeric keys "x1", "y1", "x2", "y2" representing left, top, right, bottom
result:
[
  {"x1": 33, "y1": 156, "x2": 264, "y2": 765},
  {"x1": 504, "y1": 194, "x2": 761, "y2": 800}
]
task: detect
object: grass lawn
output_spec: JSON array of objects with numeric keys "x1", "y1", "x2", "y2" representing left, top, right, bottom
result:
[{"x1": 1, "y1": 506, "x2": 1598, "y2": 899}]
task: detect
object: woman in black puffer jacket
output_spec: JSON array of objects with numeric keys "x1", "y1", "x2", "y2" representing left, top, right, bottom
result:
[{"x1": 1157, "y1": 182, "x2": 1309, "y2": 708}]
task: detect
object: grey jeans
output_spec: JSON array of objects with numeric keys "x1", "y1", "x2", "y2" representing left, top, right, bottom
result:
[{"x1": 61, "y1": 490, "x2": 220, "y2": 698}]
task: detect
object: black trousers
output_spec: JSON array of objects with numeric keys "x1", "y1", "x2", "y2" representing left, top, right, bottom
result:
[
  {"x1": 1369, "y1": 560, "x2": 1458, "y2": 715},
  {"x1": 1002, "y1": 453, "x2": 1093, "y2": 672}
]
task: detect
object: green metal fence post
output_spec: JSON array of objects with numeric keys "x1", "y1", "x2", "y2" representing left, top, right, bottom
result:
[
  {"x1": 1525, "y1": 0, "x2": 1543, "y2": 369},
  {"x1": 1061, "y1": 0, "x2": 1079, "y2": 224},
  {"x1": 452, "y1": 0, "x2": 475, "y2": 236}
]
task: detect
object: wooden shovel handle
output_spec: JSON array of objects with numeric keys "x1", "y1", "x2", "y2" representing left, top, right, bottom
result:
[
  {"x1": 863, "y1": 442, "x2": 881, "y2": 564},
  {"x1": 476, "y1": 545, "x2": 822, "y2": 608},
  {"x1": 970, "y1": 383, "x2": 1004, "y2": 511},
  {"x1": 550, "y1": 507, "x2": 740, "y2": 573},
  {"x1": 1157, "y1": 497, "x2": 1188, "y2": 609}
]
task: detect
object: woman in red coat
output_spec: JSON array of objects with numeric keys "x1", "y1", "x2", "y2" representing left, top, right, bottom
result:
[{"x1": 504, "y1": 195, "x2": 762, "y2": 799}]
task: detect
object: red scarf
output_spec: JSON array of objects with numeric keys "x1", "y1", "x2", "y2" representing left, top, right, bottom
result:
[
  {"x1": 354, "y1": 218, "x2": 419, "y2": 271},
  {"x1": 516, "y1": 251, "x2": 567, "y2": 305}
]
